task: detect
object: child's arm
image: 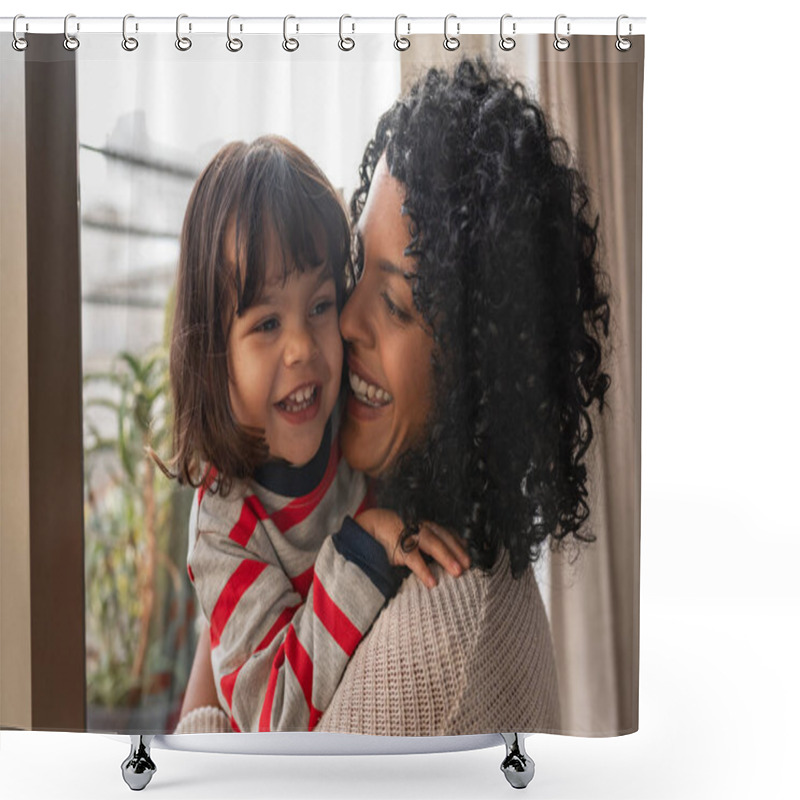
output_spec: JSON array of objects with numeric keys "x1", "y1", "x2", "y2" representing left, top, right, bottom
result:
[
  {"x1": 188, "y1": 492, "x2": 403, "y2": 733},
  {"x1": 355, "y1": 508, "x2": 471, "y2": 590}
]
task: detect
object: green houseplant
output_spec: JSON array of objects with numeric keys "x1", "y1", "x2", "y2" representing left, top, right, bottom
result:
[{"x1": 83, "y1": 345, "x2": 195, "y2": 729}]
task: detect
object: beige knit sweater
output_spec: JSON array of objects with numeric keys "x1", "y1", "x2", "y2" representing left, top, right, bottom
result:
[{"x1": 175, "y1": 550, "x2": 560, "y2": 736}]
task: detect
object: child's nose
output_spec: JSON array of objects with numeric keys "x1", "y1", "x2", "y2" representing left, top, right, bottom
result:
[{"x1": 283, "y1": 323, "x2": 318, "y2": 366}]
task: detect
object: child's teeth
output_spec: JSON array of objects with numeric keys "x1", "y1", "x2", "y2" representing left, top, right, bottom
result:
[{"x1": 285, "y1": 386, "x2": 315, "y2": 406}]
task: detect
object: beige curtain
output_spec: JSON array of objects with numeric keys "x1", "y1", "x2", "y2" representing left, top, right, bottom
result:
[{"x1": 540, "y1": 35, "x2": 643, "y2": 735}]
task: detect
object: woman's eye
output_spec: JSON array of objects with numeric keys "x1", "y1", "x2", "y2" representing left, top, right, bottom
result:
[
  {"x1": 254, "y1": 317, "x2": 279, "y2": 333},
  {"x1": 381, "y1": 291, "x2": 412, "y2": 323}
]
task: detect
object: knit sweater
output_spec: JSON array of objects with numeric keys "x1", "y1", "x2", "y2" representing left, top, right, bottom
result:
[
  {"x1": 187, "y1": 419, "x2": 403, "y2": 733},
  {"x1": 316, "y1": 548, "x2": 560, "y2": 735},
  {"x1": 177, "y1": 549, "x2": 560, "y2": 736}
]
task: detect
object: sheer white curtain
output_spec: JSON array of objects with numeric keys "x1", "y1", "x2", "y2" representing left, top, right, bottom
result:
[{"x1": 78, "y1": 34, "x2": 402, "y2": 364}]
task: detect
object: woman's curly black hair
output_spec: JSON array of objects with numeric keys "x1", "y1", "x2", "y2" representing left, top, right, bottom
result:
[{"x1": 352, "y1": 59, "x2": 612, "y2": 579}]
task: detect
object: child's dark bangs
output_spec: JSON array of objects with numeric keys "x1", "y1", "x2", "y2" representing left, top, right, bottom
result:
[
  {"x1": 265, "y1": 160, "x2": 348, "y2": 279},
  {"x1": 232, "y1": 144, "x2": 349, "y2": 314}
]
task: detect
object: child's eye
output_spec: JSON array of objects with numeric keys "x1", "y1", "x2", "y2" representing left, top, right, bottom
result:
[
  {"x1": 381, "y1": 291, "x2": 412, "y2": 323},
  {"x1": 254, "y1": 317, "x2": 279, "y2": 333},
  {"x1": 311, "y1": 299, "x2": 334, "y2": 317}
]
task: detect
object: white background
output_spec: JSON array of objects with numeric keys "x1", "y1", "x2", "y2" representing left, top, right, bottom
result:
[{"x1": 2, "y1": 1, "x2": 798, "y2": 798}]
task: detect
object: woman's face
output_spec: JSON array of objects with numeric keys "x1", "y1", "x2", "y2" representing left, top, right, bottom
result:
[{"x1": 339, "y1": 156, "x2": 435, "y2": 477}]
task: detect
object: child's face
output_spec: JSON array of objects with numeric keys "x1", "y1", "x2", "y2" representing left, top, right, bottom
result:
[{"x1": 226, "y1": 227, "x2": 343, "y2": 467}]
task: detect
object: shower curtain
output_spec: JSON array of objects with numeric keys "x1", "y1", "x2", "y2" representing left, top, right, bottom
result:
[{"x1": 0, "y1": 22, "x2": 643, "y2": 738}]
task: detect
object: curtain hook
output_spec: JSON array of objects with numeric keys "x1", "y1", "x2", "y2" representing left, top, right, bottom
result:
[
  {"x1": 283, "y1": 15, "x2": 299, "y2": 52},
  {"x1": 63, "y1": 13, "x2": 80, "y2": 51},
  {"x1": 443, "y1": 14, "x2": 460, "y2": 51},
  {"x1": 616, "y1": 14, "x2": 632, "y2": 51},
  {"x1": 338, "y1": 14, "x2": 355, "y2": 51},
  {"x1": 122, "y1": 14, "x2": 139, "y2": 51},
  {"x1": 553, "y1": 14, "x2": 570, "y2": 51},
  {"x1": 499, "y1": 14, "x2": 516, "y2": 51},
  {"x1": 175, "y1": 14, "x2": 192, "y2": 51},
  {"x1": 226, "y1": 15, "x2": 243, "y2": 52},
  {"x1": 12, "y1": 14, "x2": 28, "y2": 51},
  {"x1": 394, "y1": 15, "x2": 410, "y2": 51}
]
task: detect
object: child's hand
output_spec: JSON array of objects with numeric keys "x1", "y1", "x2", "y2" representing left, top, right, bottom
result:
[{"x1": 355, "y1": 509, "x2": 471, "y2": 589}]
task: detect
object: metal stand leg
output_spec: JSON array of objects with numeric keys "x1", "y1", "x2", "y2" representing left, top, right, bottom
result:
[
  {"x1": 121, "y1": 735, "x2": 157, "y2": 791},
  {"x1": 500, "y1": 733, "x2": 535, "y2": 789}
]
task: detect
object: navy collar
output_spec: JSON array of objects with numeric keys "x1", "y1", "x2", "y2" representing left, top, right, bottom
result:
[{"x1": 252, "y1": 419, "x2": 332, "y2": 498}]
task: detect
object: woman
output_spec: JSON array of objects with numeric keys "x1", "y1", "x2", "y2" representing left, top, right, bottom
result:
[{"x1": 176, "y1": 59, "x2": 610, "y2": 736}]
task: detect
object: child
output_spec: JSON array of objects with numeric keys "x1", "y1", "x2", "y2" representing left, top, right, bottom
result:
[{"x1": 165, "y1": 136, "x2": 469, "y2": 733}]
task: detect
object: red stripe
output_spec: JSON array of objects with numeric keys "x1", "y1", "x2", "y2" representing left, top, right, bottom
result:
[
  {"x1": 229, "y1": 494, "x2": 269, "y2": 548},
  {"x1": 260, "y1": 646, "x2": 285, "y2": 731},
  {"x1": 197, "y1": 466, "x2": 218, "y2": 505},
  {"x1": 283, "y1": 626, "x2": 317, "y2": 723},
  {"x1": 219, "y1": 665, "x2": 243, "y2": 713},
  {"x1": 187, "y1": 564, "x2": 195, "y2": 583},
  {"x1": 209, "y1": 559, "x2": 268, "y2": 649},
  {"x1": 259, "y1": 625, "x2": 321, "y2": 732},
  {"x1": 270, "y1": 439, "x2": 341, "y2": 533},
  {"x1": 220, "y1": 603, "x2": 300, "y2": 719},
  {"x1": 312, "y1": 575, "x2": 362, "y2": 657},
  {"x1": 259, "y1": 604, "x2": 301, "y2": 652},
  {"x1": 290, "y1": 565, "x2": 314, "y2": 599}
]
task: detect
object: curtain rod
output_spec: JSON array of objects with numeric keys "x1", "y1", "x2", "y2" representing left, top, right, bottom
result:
[{"x1": 1, "y1": 16, "x2": 646, "y2": 37}]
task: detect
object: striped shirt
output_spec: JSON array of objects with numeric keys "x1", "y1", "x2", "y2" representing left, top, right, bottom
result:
[{"x1": 187, "y1": 419, "x2": 402, "y2": 732}]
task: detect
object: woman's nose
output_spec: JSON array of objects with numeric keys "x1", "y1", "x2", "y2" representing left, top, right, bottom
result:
[
  {"x1": 283, "y1": 323, "x2": 318, "y2": 366},
  {"x1": 339, "y1": 282, "x2": 374, "y2": 348}
]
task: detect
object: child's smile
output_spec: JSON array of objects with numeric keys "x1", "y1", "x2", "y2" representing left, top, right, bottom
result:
[{"x1": 274, "y1": 381, "x2": 322, "y2": 423}]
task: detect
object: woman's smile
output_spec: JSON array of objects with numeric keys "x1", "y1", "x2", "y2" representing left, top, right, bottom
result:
[
  {"x1": 339, "y1": 156, "x2": 434, "y2": 477},
  {"x1": 347, "y1": 355, "x2": 394, "y2": 407},
  {"x1": 348, "y1": 370, "x2": 393, "y2": 407}
]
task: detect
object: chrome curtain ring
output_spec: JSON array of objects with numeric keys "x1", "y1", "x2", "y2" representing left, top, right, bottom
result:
[
  {"x1": 616, "y1": 14, "x2": 632, "y2": 51},
  {"x1": 338, "y1": 14, "x2": 355, "y2": 51},
  {"x1": 226, "y1": 15, "x2": 243, "y2": 52},
  {"x1": 499, "y1": 14, "x2": 516, "y2": 51},
  {"x1": 443, "y1": 14, "x2": 460, "y2": 51},
  {"x1": 122, "y1": 14, "x2": 139, "y2": 51},
  {"x1": 63, "y1": 13, "x2": 80, "y2": 51},
  {"x1": 394, "y1": 14, "x2": 410, "y2": 51},
  {"x1": 175, "y1": 14, "x2": 192, "y2": 51},
  {"x1": 283, "y1": 15, "x2": 299, "y2": 52},
  {"x1": 553, "y1": 14, "x2": 570, "y2": 51},
  {"x1": 12, "y1": 14, "x2": 28, "y2": 51}
]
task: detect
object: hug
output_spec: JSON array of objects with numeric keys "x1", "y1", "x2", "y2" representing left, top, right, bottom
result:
[{"x1": 164, "y1": 58, "x2": 611, "y2": 737}]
